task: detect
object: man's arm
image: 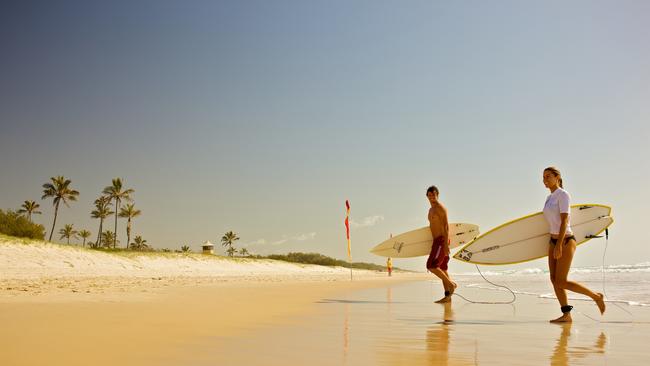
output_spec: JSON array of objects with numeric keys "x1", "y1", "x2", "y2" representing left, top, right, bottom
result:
[{"x1": 440, "y1": 205, "x2": 450, "y2": 255}]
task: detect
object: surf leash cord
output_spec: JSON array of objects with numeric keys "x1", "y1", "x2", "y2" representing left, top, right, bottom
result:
[{"x1": 452, "y1": 265, "x2": 517, "y2": 305}]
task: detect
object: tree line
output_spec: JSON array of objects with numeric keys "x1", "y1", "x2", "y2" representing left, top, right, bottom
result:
[
  {"x1": 14, "y1": 176, "x2": 145, "y2": 250},
  {"x1": 11, "y1": 176, "x2": 250, "y2": 256}
]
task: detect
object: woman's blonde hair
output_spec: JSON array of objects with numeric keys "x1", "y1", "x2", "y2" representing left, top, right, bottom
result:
[{"x1": 544, "y1": 166, "x2": 563, "y2": 188}]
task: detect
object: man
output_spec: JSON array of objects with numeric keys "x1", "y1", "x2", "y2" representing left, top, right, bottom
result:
[{"x1": 426, "y1": 185, "x2": 457, "y2": 303}]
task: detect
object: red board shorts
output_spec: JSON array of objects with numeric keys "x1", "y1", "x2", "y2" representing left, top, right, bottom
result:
[{"x1": 426, "y1": 236, "x2": 449, "y2": 271}]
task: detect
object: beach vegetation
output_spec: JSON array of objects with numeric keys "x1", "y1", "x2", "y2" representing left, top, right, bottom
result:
[
  {"x1": 91, "y1": 196, "x2": 113, "y2": 248},
  {"x1": 0, "y1": 209, "x2": 45, "y2": 240},
  {"x1": 226, "y1": 246, "x2": 237, "y2": 257},
  {"x1": 130, "y1": 236, "x2": 151, "y2": 251},
  {"x1": 41, "y1": 176, "x2": 79, "y2": 241},
  {"x1": 78, "y1": 230, "x2": 92, "y2": 247},
  {"x1": 267, "y1": 252, "x2": 393, "y2": 271},
  {"x1": 118, "y1": 203, "x2": 141, "y2": 251},
  {"x1": 101, "y1": 230, "x2": 119, "y2": 248},
  {"x1": 59, "y1": 224, "x2": 78, "y2": 244},
  {"x1": 17, "y1": 200, "x2": 42, "y2": 222},
  {"x1": 221, "y1": 231, "x2": 239, "y2": 255},
  {"x1": 102, "y1": 178, "x2": 134, "y2": 248}
]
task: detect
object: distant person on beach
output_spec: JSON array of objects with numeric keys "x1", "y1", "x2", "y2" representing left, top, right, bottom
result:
[
  {"x1": 543, "y1": 167, "x2": 606, "y2": 322},
  {"x1": 387, "y1": 257, "x2": 393, "y2": 277},
  {"x1": 426, "y1": 185, "x2": 456, "y2": 303}
]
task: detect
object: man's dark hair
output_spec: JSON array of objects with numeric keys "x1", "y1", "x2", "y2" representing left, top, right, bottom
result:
[{"x1": 426, "y1": 185, "x2": 439, "y2": 195}]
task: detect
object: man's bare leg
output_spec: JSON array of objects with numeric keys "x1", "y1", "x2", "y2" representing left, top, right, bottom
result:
[{"x1": 429, "y1": 268, "x2": 456, "y2": 303}]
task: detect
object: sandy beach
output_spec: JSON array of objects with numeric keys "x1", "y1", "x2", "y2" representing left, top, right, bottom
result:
[
  {"x1": 2, "y1": 239, "x2": 649, "y2": 366},
  {"x1": 0, "y1": 238, "x2": 425, "y2": 366}
]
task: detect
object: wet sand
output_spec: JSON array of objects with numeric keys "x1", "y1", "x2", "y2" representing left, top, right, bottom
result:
[
  {"x1": 169, "y1": 280, "x2": 650, "y2": 366},
  {"x1": 2, "y1": 276, "x2": 648, "y2": 366},
  {"x1": 0, "y1": 274, "x2": 425, "y2": 366}
]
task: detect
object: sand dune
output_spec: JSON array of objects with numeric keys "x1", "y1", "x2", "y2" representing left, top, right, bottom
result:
[{"x1": 0, "y1": 237, "x2": 423, "y2": 301}]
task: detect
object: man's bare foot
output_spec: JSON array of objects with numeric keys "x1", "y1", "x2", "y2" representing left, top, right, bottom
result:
[
  {"x1": 550, "y1": 313, "x2": 572, "y2": 323},
  {"x1": 595, "y1": 293, "x2": 606, "y2": 315},
  {"x1": 435, "y1": 296, "x2": 451, "y2": 303}
]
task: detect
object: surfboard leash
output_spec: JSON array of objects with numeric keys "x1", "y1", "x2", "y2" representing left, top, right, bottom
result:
[
  {"x1": 580, "y1": 228, "x2": 634, "y2": 322},
  {"x1": 452, "y1": 265, "x2": 517, "y2": 305},
  {"x1": 600, "y1": 229, "x2": 634, "y2": 318}
]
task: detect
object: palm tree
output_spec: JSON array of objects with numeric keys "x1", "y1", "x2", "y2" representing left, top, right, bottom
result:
[
  {"x1": 78, "y1": 230, "x2": 91, "y2": 247},
  {"x1": 102, "y1": 178, "x2": 134, "y2": 248},
  {"x1": 42, "y1": 176, "x2": 80, "y2": 241},
  {"x1": 118, "y1": 203, "x2": 141, "y2": 249},
  {"x1": 91, "y1": 197, "x2": 113, "y2": 248},
  {"x1": 221, "y1": 231, "x2": 239, "y2": 252},
  {"x1": 226, "y1": 246, "x2": 237, "y2": 257},
  {"x1": 239, "y1": 248, "x2": 250, "y2": 257},
  {"x1": 180, "y1": 245, "x2": 191, "y2": 252},
  {"x1": 131, "y1": 235, "x2": 149, "y2": 251},
  {"x1": 17, "y1": 200, "x2": 42, "y2": 222},
  {"x1": 59, "y1": 224, "x2": 78, "y2": 245},
  {"x1": 101, "y1": 230, "x2": 118, "y2": 249}
]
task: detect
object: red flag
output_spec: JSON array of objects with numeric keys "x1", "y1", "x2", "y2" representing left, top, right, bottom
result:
[{"x1": 345, "y1": 200, "x2": 351, "y2": 260}]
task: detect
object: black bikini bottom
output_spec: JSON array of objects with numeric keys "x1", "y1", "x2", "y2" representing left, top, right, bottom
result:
[{"x1": 550, "y1": 235, "x2": 575, "y2": 245}]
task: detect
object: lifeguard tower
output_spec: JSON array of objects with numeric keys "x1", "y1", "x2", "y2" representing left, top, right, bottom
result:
[{"x1": 201, "y1": 240, "x2": 214, "y2": 255}]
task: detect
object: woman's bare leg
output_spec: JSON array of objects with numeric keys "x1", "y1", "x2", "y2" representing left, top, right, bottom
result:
[
  {"x1": 554, "y1": 239, "x2": 606, "y2": 316},
  {"x1": 549, "y1": 245, "x2": 572, "y2": 322}
]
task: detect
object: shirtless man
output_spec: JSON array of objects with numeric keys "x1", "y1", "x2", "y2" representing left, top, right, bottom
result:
[{"x1": 426, "y1": 185, "x2": 457, "y2": 303}]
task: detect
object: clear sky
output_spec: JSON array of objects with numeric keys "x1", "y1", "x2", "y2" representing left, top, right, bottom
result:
[{"x1": 1, "y1": 0, "x2": 648, "y2": 272}]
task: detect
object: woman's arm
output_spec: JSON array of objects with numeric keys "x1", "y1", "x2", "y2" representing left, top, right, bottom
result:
[{"x1": 554, "y1": 213, "x2": 569, "y2": 259}]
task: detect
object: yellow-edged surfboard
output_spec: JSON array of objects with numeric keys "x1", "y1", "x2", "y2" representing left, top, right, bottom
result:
[{"x1": 453, "y1": 204, "x2": 613, "y2": 265}]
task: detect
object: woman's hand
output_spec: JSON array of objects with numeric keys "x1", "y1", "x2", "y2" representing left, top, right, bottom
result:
[{"x1": 553, "y1": 242, "x2": 563, "y2": 259}]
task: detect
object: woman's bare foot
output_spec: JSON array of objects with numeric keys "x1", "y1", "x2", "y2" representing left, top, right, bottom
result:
[
  {"x1": 595, "y1": 293, "x2": 606, "y2": 315},
  {"x1": 550, "y1": 313, "x2": 573, "y2": 323}
]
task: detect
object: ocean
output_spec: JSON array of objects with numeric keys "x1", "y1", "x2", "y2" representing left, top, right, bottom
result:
[{"x1": 453, "y1": 262, "x2": 650, "y2": 307}]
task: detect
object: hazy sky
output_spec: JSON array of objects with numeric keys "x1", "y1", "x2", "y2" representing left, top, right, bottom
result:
[{"x1": 1, "y1": 0, "x2": 648, "y2": 271}]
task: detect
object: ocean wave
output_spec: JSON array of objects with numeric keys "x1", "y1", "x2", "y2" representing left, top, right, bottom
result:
[
  {"x1": 455, "y1": 262, "x2": 650, "y2": 276},
  {"x1": 456, "y1": 268, "x2": 545, "y2": 276},
  {"x1": 463, "y1": 284, "x2": 650, "y2": 307}
]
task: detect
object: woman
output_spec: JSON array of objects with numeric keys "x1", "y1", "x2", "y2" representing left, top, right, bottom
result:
[{"x1": 543, "y1": 167, "x2": 606, "y2": 322}]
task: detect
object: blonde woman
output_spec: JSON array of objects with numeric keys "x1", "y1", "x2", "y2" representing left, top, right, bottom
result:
[{"x1": 543, "y1": 167, "x2": 606, "y2": 322}]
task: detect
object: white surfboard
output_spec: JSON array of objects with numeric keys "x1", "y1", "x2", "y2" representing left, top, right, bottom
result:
[
  {"x1": 370, "y1": 223, "x2": 480, "y2": 258},
  {"x1": 453, "y1": 204, "x2": 613, "y2": 265}
]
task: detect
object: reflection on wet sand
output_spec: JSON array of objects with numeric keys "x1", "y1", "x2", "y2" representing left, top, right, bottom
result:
[
  {"x1": 550, "y1": 323, "x2": 606, "y2": 366},
  {"x1": 425, "y1": 303, "x2": 475, "y2": 365},
  {"x1": 425, "y1": 303, "x2": 454, "y2": 364},
  {"x1": 378, "y1": 302, "x2": 475, "y2": 366},
  {"x1": 343, "y1": 302, "x2": 349, "y2": 366}
]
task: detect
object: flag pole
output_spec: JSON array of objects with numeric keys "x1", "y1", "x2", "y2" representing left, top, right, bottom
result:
[{"x1": 345, "y1": 200, "x2": 352, "y2": 281}]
